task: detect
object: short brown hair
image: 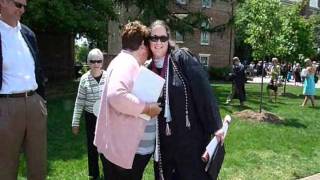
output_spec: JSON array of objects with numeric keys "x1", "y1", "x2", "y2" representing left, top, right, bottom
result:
[{"x1": 121, "y1": 21, "x2": 150, "y2": 51}]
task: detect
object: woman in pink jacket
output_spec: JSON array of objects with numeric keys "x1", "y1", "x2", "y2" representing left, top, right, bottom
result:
[{"x1": 94, "y1": 21, "x2": 161, "y2": 180}]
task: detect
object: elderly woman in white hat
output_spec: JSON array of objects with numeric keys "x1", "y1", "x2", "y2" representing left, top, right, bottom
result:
[{"x1": 71, "y1": 48, "x2": 108, "y2": 179}]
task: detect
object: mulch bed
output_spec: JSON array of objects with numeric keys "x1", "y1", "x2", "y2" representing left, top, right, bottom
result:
[{"x1": 233, "y1": 109, "x2": 283, "y2": 124}]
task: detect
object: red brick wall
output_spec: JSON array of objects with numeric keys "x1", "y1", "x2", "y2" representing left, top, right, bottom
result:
[{"x1": 169, "y1": 0, "x2": 234, "y2": 68}]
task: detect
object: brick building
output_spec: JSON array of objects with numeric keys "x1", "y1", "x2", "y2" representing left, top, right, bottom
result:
[
  {"x1": 281, "y1": 0, "x2": 320, "y2": 15},
  {"x1": 169, "y1": 0, "x2": 235, "y2": 68},
  {"x1": 107, "y1": 0, "x2": 235, "y2": 68}
]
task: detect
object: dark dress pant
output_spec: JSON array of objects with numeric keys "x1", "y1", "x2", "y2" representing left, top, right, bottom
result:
[
  {"x1": 84, "y1": 111, "x2": 107, "y2": 179},
  {"x1": 104, "y1": 153, "x2": 152, "y2": 180},
  {"x1": 0, "y1": 93, "x2": 47, "y2": 180}
]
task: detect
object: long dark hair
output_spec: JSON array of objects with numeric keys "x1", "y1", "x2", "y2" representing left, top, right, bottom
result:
[{"x1": 149, "y1": 20, "x2": 176, "y2": 53}]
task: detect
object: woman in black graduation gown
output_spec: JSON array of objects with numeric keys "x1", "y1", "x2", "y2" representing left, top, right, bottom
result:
[{"x1": 148, "y1": 20, "x2": 224, "y2": 180}]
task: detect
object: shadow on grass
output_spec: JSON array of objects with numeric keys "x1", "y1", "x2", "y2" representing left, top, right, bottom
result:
[
  {"x1": 281, "y1": 92, "x2": 303, "y2": 99},
  {"x1": 281, "y1": 92, "x2": 320, "y2": 100},
  {"x1": 280, "y1": 118, "x2": 307, "y2": 128}
]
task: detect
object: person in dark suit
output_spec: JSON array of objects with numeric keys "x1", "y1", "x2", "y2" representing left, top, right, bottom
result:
[
  {"x1": 0, "y1": 0, "x2": 47, "y2": 179},
  {"x1": 226, "y1": 57, "x2": 246, "y2": 106}
]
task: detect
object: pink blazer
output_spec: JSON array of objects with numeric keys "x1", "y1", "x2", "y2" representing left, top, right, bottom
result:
[{"x1": 94, "y1": 51, "x2": 146, "y2": 169}]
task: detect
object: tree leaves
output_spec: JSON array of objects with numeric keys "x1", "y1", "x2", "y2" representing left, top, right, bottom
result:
[
  {"x1": 23, "y1": 0, "x2": 117, "y2": 49},
  {"x1": 235, "y1": 0, "x2": 316, "y2": 62}
]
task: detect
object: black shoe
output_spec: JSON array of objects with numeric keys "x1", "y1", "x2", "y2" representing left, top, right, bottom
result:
[{"x1": 89, "y1": 176, "x2": 99, "y2": 180}]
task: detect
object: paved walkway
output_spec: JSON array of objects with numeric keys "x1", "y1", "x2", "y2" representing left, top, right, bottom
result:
[
  {"x1": 298, "y1": 173, "x2": 320, "y2": 180},
  {"x1": 247, "y1": 76, "x2": 320, "y2": 89}
]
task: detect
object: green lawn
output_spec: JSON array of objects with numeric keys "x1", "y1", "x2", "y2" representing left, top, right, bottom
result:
[{"x1": 18, "y1": 81, "x2": 320, "y2": 180}]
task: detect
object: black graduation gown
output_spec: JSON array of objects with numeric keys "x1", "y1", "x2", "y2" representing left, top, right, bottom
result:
[
  {"x1": 155, "y1": 49, "x2": 223, "y2": 180},
  {"x1": 230, "y1": 64, "x2": 246, "y2": 102}
]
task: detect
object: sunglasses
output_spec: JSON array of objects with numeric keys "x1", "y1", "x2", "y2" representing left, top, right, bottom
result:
[
  {"x1": 11, "y1": 0, "x2": 27, "y2": 9},
  {"x1": 149, "y1": 35, "x2": 169, "y2": 42},
  {"x1": 89, "y1": 60, "x2": 103, "y2": 64}
]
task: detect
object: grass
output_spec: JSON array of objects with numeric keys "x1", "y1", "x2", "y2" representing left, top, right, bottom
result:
[{"x1": 17, "y1": 81, "x2": 320, "y2": 180}]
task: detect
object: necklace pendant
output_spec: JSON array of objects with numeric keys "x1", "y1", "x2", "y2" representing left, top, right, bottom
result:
[{"x1": 165, "y1": 123, "x2": 172, "y2": 136}]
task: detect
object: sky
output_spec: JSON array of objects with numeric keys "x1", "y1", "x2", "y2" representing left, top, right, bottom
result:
[{"x1": 75, "y1": 36, "x2": 88, "y2": 46}]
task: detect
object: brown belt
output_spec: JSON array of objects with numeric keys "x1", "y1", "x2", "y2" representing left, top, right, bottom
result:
[{"x1": 0, "y1": 91, "x2": 35, "y2": 98}]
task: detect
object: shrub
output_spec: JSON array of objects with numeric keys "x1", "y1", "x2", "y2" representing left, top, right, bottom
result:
[{"x1": 208, "y1": 66, "x2": 231, "y2": 81}]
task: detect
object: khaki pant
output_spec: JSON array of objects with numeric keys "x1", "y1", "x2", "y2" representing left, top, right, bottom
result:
[{"x1": 0, "y1": 93, "x2": 47, "y2": 180}]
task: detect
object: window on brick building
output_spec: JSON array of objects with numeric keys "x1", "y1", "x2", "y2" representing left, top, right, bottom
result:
[
  {"x1": 201, "y1": 32, "x2": 209, "y2": 45},
  {"x1": 200, "y1": 22, "x2": 210, "y2": 45},
  {"x1": 309, "y1": 0, "x2": 320, "y2": 8},
  {"x1": 199, "y1": 54, "x2": 210, "y2": 67},
  {"x1": 202, "y1": 0, "x2": 212, "y2": 8},
  {"x1": 175, "y1": 31, "x2": 184, "y2": 43},
  {"x1": 176, "y1": 0, "x2": 187, "y2": 5}
]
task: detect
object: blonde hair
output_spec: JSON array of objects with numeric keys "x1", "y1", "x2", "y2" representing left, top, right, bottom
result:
[{"x1": 272, "y1": 57, "x2": 278, "y2": 63}]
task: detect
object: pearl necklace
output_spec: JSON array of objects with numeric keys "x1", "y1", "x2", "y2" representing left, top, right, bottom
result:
[{"x1": 171, "y1": 59, "x2": 191, "y2": 129}]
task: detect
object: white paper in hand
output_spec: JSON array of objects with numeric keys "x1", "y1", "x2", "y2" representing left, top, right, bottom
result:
[{"x1": 132, "y1": 66, "x2": 165, "y2": 120}]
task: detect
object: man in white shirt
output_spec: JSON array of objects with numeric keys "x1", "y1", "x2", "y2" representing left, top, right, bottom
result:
[{"x1": 0, "y1": 0, "x2": 47, "y2": 179}]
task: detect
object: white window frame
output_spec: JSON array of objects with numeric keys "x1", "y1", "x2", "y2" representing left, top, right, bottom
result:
[
  {"x1": 200, "y1": 22, "x2": 210, "y2": 45},
  {"x1": 200, "y1": 31, "x2": 210, "y2": 45},
  {"x1": 175, "y1": 31, "x2": 184, "y2": 43},
  {"x1": 202, "y1": 0, "x2": 212, "y2": 8},
  {"x1": 309, "y1": 0, "x2": 319, "y2": 8},
  {"x1": 176, "y1": 0, "x2": 187, "y2": 5},
  {"x1": 199, "y1": 54, "x2": 210, "y2": 67}
]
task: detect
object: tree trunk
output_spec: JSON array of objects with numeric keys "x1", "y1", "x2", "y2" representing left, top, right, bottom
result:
[{"x1": 259, "y1": 60, "x2": 265, "y2": 113}]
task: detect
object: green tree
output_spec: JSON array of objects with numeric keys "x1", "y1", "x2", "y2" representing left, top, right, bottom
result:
[
  {"x1": 236, "y1": 0, "x2": 316, "y2": 62},
  {"x1": 235, "y1": 0, "x2": 318, "y2": 112},
  {"x1": 75, "y1": 44, "x2": 89, "y2": 64},
  {"x1": 235, "y1": 0, "x2": 283, "y2": 112},
  {"x1": 278, "y1": 3, "x2": 315, "y2": 62},
  {"x1": 113, "y1": 0, "x2": 235, "y2": 34},
  {"x1": 310, "y1": 13, "x2": 320, "y2": 59},
  {"x1": 22, "y1": 0, "x2": 117, "y2": 50},
  {"x1": 236, "y1": 0, "x2": 317, "y2": 97},
  {"x1": 235, "y1": 0, "x2": 283, "y2": 60}
]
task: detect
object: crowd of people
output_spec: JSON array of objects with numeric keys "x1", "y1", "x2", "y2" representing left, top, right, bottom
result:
[
  {"x1": 246, "y1": 59, "x2": 320, "y2": 85},
  {"x1": 232, "y1": 57, "x2": 318, "y2": 105}
]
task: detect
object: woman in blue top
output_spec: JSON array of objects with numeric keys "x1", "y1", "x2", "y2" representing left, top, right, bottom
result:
[{"x1": 301, "y1": 58, "x2": 316, "y2": 107}]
